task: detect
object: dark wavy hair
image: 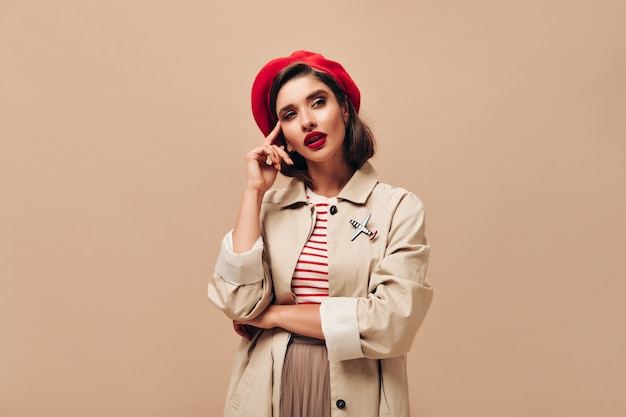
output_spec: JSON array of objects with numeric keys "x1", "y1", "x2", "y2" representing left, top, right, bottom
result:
[{"x1": 268, "y1": 63, "x2": 375, "y2": 189}]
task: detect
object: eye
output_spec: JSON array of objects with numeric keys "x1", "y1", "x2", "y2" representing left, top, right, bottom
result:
[
  {"x1": 312, "y1": 98, "x2": 326, "y2": 108},
  {"x1": 282, "y1": 111, "x2": 297, "y2": 121}
]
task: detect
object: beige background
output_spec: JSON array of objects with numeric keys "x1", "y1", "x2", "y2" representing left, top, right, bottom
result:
[{"x1": 1, "y1": 0, "x2": 625, "y2": 416}]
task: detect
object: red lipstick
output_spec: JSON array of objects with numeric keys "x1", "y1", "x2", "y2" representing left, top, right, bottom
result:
[{"x1": 304, "y1": 131, "x2": 327, "y2": 149}]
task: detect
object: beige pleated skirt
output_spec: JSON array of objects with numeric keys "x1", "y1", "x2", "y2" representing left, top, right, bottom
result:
[{"x1": 280, "y1": 335, "x2": 331, "y2": 417}]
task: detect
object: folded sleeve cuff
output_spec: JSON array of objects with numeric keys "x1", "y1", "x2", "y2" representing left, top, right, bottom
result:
[
  {"x1": 214, "y1": 231, "x2": 264, "y2": 285},
  {"x1": 320, "y1": 297, "x2": 364, "y2": 362}
]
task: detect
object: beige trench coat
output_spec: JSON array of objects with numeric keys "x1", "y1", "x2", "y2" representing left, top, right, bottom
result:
[{"x1": 208, "y1": 162, "x2": 433, "y2": 417}]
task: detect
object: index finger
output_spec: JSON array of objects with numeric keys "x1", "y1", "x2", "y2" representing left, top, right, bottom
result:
[{"x1": 263, "y1": 122, "x2": 282, "y2": 146}]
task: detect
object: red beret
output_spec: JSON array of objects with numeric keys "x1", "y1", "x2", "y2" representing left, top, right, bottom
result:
[{"x1": 251, "y1": 50, "x2": 361, "y2": 136}]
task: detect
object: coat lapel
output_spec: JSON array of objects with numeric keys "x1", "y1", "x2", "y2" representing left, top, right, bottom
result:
[{"x1": 262, "y1": 180, "x2": 314, "y2": 304}]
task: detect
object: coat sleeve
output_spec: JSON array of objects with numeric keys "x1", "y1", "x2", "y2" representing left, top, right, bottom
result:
[
  {"x1": 320, "y1": 192, "x2": 432, "y2": 361},
  {"x1": 207, "y1": 231, "x2": 273, "y2": 321}
]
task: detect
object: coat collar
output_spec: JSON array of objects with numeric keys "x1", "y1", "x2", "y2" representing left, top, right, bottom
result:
[
  {"x1": 338, "y1": 162, "x2": 379, "y2": 204},
  {"x1": 267, "y1": 162, "x2": 379, "y2": 208}
]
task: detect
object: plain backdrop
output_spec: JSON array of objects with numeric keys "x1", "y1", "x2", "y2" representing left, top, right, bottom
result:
[{"x1": 1, "y1": 0, "x2": 625, "y2": 416}]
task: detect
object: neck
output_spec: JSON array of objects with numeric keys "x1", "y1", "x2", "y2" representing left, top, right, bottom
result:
[{"x1": 308, "y1": 161, "x2": 354, "y2": 197}]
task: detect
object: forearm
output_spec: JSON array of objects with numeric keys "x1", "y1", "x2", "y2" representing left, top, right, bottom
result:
[
  {"x1": 232, "y1": 188, "x2": 264, "y2": 253},
  {"x1": 273, "y1": 304, "x2": 324, "y2": 340},
  {"x1": 240, "y1": 304, "x2": 324, "y2": 340}
]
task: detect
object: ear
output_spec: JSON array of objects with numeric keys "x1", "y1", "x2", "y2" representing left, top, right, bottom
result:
[{"x1": 342, "y1": 103, "x2": 349, "y2": 124}]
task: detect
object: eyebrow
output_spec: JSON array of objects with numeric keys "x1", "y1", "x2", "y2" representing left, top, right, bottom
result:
[{"x1": 278, "y1": 89, "x2": 329, "y2": 116}]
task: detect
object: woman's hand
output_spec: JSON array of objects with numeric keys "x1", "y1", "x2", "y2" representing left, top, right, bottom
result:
[
  {"x1": 232, "y1": 321, "x2": 259, "y2": 341},
  {"x1": 245, "y1": 122, "x2": 293, "y2": 193},
  {"x1": 233, "y1": 124, "x2": 293, "y2": 253}
]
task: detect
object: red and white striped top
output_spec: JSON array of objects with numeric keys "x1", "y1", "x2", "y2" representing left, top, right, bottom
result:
[{"x1": 291, "y1": 190, "x2": 336, "y2": 304}]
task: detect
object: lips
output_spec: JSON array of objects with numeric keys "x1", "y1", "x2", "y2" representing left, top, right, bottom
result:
[{"x1": 304, "y1": 132, "x2": 327, "y2": 149}]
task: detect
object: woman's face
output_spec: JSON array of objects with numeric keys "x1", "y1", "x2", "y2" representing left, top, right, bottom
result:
[{"x1": 275, "y1": 74, "x2": 349, "y2": 167}]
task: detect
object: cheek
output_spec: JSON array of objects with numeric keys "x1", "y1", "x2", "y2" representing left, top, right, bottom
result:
[
  {"x1": 328, "y1": 108, "x2": 347, "y2": 128},
  {"x1": 281, "y1": 127, "x2": 299, "y2": 148}
]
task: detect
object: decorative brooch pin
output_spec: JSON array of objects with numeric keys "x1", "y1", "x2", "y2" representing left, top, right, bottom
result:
[{"x1": 349, "y1": 214, "x2": 377, "y2": 241}]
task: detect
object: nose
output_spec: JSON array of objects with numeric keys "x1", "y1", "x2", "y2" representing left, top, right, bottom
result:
[{"x1": 300, "y1": 110, "x2": 316, "y2": 132}]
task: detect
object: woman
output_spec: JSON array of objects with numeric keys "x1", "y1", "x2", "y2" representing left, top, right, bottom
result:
[{"x1": 208, "y1": 50, "x2": 432, "y2": 417}]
